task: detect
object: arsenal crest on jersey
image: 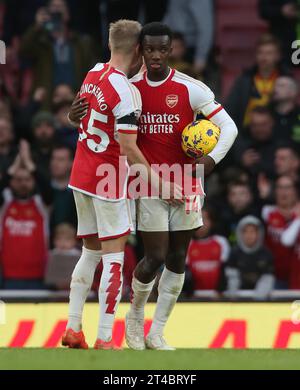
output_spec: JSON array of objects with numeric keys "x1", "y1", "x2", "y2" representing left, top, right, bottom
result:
[{"x1": 166, "y1": 94, "x2": 178, "y2": 108}]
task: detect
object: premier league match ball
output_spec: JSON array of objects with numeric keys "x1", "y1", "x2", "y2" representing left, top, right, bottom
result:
[{"x1": 181, "y1": 119, "x2": 221, "y2": 159}]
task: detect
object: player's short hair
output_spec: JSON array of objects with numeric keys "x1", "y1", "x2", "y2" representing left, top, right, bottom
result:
[
  {"x1": 109, "y1": 19, "x2": 142, "y2": 55},
  {"x1": 140, "y1": 22, "x2": 173, "y2": 43}
]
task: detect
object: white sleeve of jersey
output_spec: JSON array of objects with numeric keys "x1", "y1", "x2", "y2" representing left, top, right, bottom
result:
[
  {"x1": 183, "y1": 77, "x2": 217, "y2": 114},
  {"x1": 262, "y1": 205, "x2": 275, "y2": 222},
  {"x1": 185, "y1": 79, "x2": 238, "y2": 164},
  {"x1": 281, "y1": 218, "x2": 300, "y2": 247},
  {"x1": 207, "y1": 107, "x2": 238, "y2": 164},
  {"x1": 109, "y1": 73, "x2": 142, "y2": 133},
  {"x1": 214, "y1": 235, "x2": 231, "y2": 263}
]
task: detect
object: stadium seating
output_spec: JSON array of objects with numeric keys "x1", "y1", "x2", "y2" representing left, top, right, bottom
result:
[{"x1": 216, "y1": 0, "x2": 268, "y2": 99}]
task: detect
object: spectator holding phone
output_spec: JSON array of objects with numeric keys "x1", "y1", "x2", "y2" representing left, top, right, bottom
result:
[{"x1": 20, "y1": 0, "x2": 96, "y2": 108}]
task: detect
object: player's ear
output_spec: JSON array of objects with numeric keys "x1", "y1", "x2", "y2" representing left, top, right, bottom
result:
[{"x1": 135, "y1": 43, "x2": 141, "y2": 55}]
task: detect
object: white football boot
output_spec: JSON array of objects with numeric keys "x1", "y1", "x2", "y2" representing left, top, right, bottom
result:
[
  {"x1": 125, "y1": 312, "x2": 145, "y2": 350},
  {"x1": 145, "y1": 333, "x2": 176, "y2": 351}
]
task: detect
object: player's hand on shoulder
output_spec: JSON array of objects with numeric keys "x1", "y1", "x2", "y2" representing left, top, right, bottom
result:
[{"x1": 69, "y1": 93, "x2": 89, "y2": 125}]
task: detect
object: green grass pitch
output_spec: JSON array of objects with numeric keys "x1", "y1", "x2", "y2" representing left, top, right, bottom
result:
[{"x1": 0, "y1": 349, "x2": 300, "y2": 370}]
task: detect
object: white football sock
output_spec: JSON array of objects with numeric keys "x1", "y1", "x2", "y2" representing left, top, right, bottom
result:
[
  {"x1": 128, "y1": 275, "x2": 156, "y2": 319},
  {"x1": 67, "y1": 247, "x2": 102, "y2": 332},
  {"x1": 149, "y1": 267, "x2": 185, "y2": 337},
  {"x1": 98, "y1": 252, "x2": 124, "y2": 342}
]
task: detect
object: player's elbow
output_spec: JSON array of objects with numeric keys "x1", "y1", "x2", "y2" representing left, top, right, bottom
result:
[
  {"x1": 229, "y1": 119, "x2": 238, "y2": 139},
  {"x1": 222, "y1": 119, "x2": 238, "y2": 147},
  {"x1": 233, "y1": 123, "x2": 238, "y2": 139}
]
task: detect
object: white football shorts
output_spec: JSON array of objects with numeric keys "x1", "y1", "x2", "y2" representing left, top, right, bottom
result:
[
  {"x1": 137, "y1": 197, "x2": 203, "y2": 232},
  {"x1": 73, "y1": 190, "x2": 134, "y2": 241}
]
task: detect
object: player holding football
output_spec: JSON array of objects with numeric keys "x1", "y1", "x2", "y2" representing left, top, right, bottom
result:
[
  {"x1": 126, "y1": 23, "x2": 238, "y2": 350},
  {"x1": 69, "y1": 23, "x2": 238, "y2": 350},
  {"x1": 62, "y1": 20, "x2": 176, "y2": 350}
]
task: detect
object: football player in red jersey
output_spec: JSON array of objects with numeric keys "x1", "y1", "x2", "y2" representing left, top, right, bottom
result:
[
  {"x1": 69, "y1": 22, "x2": 238, "y2": 350},
  {"x1": 262, "y1": 175, "x2": 299, "y2": 288},
  {"x1": 62, "y1": 20, "x2": 177, "y2": 350},
  {"x1": 125, "y1": 23, "x2": 237, "y2": 350},
  {"x1": 281, "y1": 205, "x2": 300, "y2": 289}
]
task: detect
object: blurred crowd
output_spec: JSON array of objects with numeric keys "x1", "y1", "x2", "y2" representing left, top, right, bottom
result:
[{"x1": 0, "y1": 0, "x2": 300, "y2": 299}]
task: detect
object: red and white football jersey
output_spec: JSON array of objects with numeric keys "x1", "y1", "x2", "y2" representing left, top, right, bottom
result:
[
  {"x1": 281, "y1": 218, "x2": 300, "y2": 289},
  {"x1": 186, "y1": 235, "x2": 230, "y2": 290},
  {"x1": 290, "y1": 236, "x2": 300, "y2": 289},
  {"x1": 131, "y1": 69, "x2": 223, "y2": 168},
  {"x1": 262, "y1": 205, "x2": 295, "y2": 282},
  {"x1": 0, "y1": 189, "x2": 49, "y2": 279},
  {"x1": 69, "y1": 63, "x2": 142, "y2": 200}
]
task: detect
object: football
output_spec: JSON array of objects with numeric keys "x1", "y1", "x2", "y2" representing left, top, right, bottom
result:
[{"x1": 181, "y1": 119, "x2": 221, "y2": 159}]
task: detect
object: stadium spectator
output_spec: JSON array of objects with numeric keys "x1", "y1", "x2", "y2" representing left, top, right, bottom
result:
[
  {"x1": 14, "y1": 87, "x2": 48, "y2": 140},
  {"x1": 20, "y1": 0, "x2": 96, "y2": 108},
  {"x1": 49, "y1": 145, "x2": 76, "y2": 230},
  {"x1": 0, "y1": 118, "x2": 17, "y2": 180},
  {"x1": 234, "y1": 107, "x2": 277, "y2": 178},
  {"x1": 281, "y1": 209, "x2": 300, "y2": 289},
  {"x1": 2, "y1": 0, "x2": 47, "y2": 44},
  {"x1": 31, "y1": 111, "x2": 56, "y2": 179},
  {"x1": 218, "y1": 181, "x2": 259, "y2": 244},
  {"x1": 226, "y1": 34, "x2": 285, "y2": 131},
  {"x1": 271, "y1": 76, "x2": 300, "y2": 144},
  {"x1": 45, "y1": 223, "x2": 80, "y2": 290},
  {"x1": 258, "y1": 0, "x2": 300, "y2": 65},
  {"x1": 0, "y1": 157, "x2": 49, "y2": 290},
  {"x1": 275, "y1": 145, "x2": 300, "y2": 179},
  {"x1": 262, "y1": 175, "x2": 299, "y2": 288},
  {"x1": 257, "y1": 145, "x2": 300, "y2": 201},
  {"x1": 225, "y1": 215, "x2": 275, "y2": 300},
  {"x1": 186, "y1": 207, "x2": 230, "y2": 292},
  {"x1": 163, "y1": 0, "x2": 214, "y2": 76},
  {"x1": 0, "y1": 43, "x2": 21, "y2": 103},
  {"x1": 168, "y1": 32, "x2": 197, "y2": 78},
  {"x1": 105, "y1": 0, "x2": 167, "y2": 23},
  {"x1": 0, "y1": 100, "x2": 12, "y2": 121},
  {"x1": 52, "y1": 84, "x2": 75, "y2": 106}
]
